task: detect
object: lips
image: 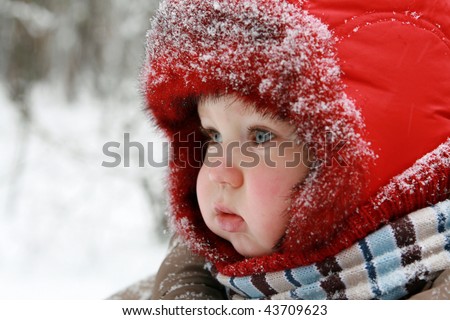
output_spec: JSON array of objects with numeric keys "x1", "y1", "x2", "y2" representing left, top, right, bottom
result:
[{"x1": 214, "y1": 204, "x2": 244, "y2": 232}]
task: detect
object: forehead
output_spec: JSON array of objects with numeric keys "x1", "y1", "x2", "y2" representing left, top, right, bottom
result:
[
  {"x1": 198, "y1": 94, "x2": 276, "y2": 121},
  {"x1": 198, "y1": 94, "x2": 297, "y2": 136},
  {"x1": 199, "y1": 94, "x2": 250, "y2": 112}
]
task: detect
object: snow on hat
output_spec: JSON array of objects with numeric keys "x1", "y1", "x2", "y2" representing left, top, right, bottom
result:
[{"x1": 141, "y1": 0, "x2": 450, "y2": 276}]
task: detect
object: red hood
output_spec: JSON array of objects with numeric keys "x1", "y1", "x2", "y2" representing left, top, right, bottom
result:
[{"x1": 141, "y1": 0, "x2": 450, "y2": 276}]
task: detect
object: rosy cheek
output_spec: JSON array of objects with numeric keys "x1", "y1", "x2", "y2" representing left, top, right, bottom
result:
[{"x1": 247, "y1": 168, "x2": 285, "y2": 199}]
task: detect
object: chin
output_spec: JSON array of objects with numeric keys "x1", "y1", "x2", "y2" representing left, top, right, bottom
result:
[
  {"x1": 229, "y1": 240, "x2": 252, "y2": 257},
  {"x1": 220, "y1": 232, "x2": 273, "y2": 257},
  {"x1": 232, "y1": 242, "x2": 271, "y2": 258}
]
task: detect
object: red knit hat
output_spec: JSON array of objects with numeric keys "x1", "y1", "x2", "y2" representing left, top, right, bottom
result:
[{"x1": 141, "y1": 0, "x2": 450, "y2": 276}]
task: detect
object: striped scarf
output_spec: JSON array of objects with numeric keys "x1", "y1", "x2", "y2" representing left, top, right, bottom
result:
[{"x1": 211, "y1": 199, "x2": 450, "y2": 299}]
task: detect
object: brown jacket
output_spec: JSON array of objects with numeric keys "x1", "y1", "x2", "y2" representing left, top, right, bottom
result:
[
  {"x1": 109, "y1": 237, "x2": 225, "y2": 300},
  {"x1": 110, "y1": 237, "x2": 449, "y2": 300}
]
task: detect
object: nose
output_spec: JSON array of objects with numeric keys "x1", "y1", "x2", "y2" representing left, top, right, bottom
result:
[
  {"x1": 208, "y1": 163, "x2": 243, "y2": 188},
  {"x1": 206, "y1": 145, "x2": 244, "y2": 188}
]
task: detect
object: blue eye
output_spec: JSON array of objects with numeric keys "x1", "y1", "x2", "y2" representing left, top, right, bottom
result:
[
  {"x1": 212, "y1": 131, "x2": 222, "y2": 143},
  {"x1": 200, "y1": 127, "x2": 222, "y2": 144},
  {"x1": 253, "y1": 129, "x2": 273, "y2": 145}
]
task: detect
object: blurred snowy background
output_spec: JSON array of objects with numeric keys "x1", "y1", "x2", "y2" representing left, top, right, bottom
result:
[{"x1": 0, "y1": 0, "x2": 170, "y2": 298}]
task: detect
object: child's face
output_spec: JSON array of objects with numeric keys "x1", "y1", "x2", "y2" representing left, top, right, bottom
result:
[{"x1": 196, "y1": 95, "x2": 309, "y2": 257}]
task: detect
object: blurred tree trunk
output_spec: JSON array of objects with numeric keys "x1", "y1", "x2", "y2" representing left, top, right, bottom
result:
[
  {"x1": 5, "y1": 1, "x2": 51, "y2": 104},
  {"x1": 4, "y1": 0, "x2": 52, "y2": 215}
]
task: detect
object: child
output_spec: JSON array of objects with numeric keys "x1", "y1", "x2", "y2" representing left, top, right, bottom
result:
[{"x1": 141, "y1": 0, "x2": 450, "y2": 299}]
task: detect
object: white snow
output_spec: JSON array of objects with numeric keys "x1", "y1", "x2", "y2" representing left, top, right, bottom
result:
[{"x1": 0, "y1": 82, "x2": 169, "y2": 299}]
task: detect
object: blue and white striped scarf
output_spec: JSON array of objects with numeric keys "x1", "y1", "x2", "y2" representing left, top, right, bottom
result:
[{"x1": 212, "y1": 199, "x2": 450, "y2": 299}]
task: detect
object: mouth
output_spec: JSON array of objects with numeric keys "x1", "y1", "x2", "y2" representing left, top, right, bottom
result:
[{"x1": 214, "y1": 204, "x2": 244, "y2": 233}]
